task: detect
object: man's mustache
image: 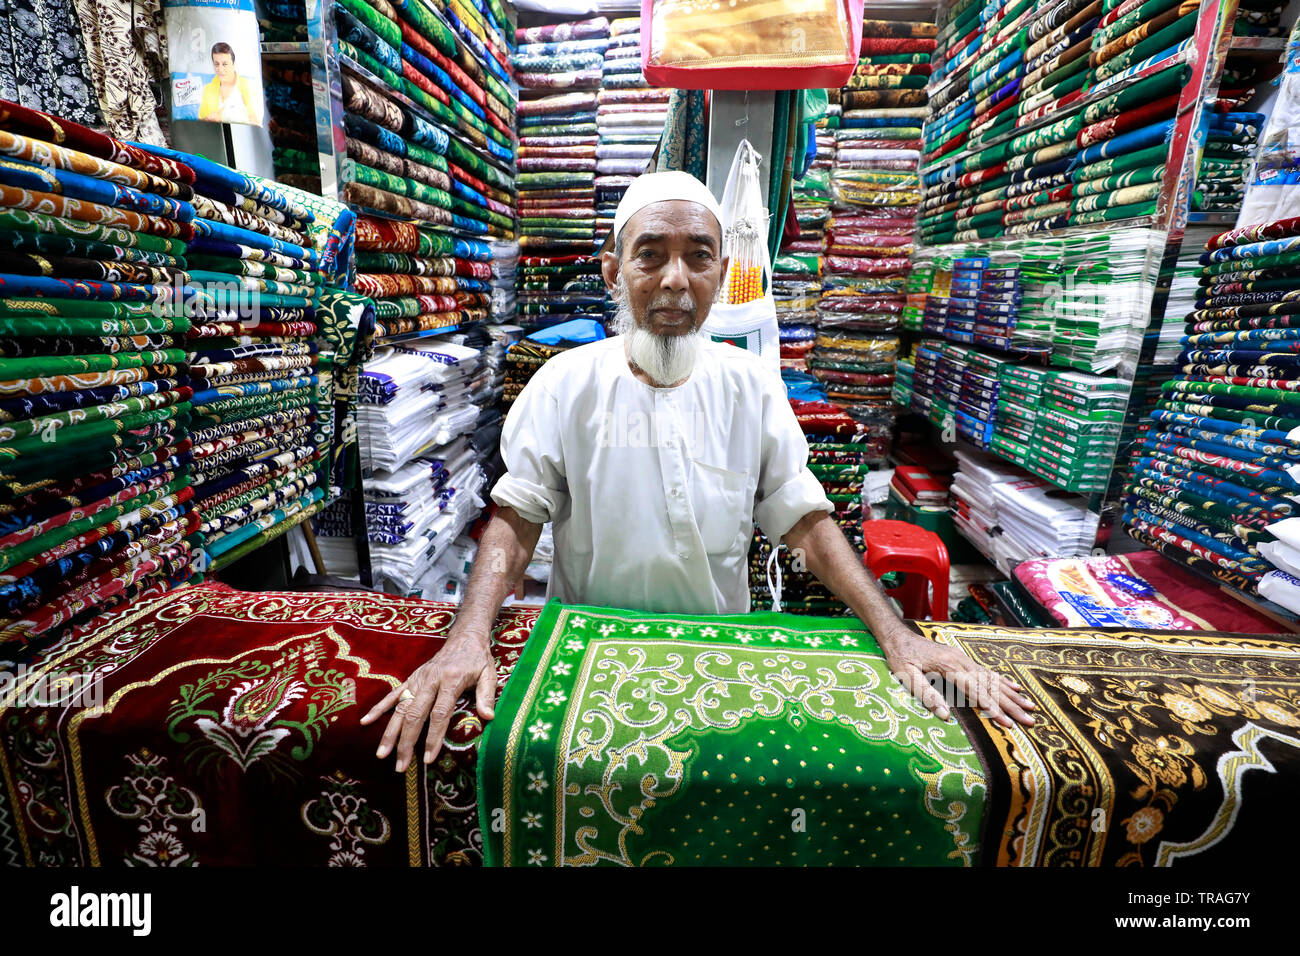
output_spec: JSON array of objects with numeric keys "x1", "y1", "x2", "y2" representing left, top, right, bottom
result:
[{"x1": 646, "y1": 290, "x2": 697, "y2": 317}]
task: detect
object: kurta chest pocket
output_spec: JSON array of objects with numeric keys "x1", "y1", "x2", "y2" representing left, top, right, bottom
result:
[{"x1": 688, "y1": 459, "x2": 749, "y2": 553}]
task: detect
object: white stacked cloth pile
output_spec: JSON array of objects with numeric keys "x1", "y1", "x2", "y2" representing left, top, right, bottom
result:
[
  {"x1": 315, "y1": 338, "x2": 492, "y2": 595},
  {"x1": 951, "y1": 448, "x2": 1098, "y2": 574}
]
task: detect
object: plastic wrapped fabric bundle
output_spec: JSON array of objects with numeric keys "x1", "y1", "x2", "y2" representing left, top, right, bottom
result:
[{"x1": 646, "y1": 0, "x2": 854, "y2": 71}]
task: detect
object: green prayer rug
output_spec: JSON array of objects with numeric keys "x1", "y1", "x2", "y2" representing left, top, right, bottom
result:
[{"x1": 479, "y1": 603, "x2": 986, "y2": 867}]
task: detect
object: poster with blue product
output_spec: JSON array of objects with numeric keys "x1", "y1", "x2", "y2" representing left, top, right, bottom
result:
[{"x1": 164, "y1": 0, "x2": 266, "y2": 127}]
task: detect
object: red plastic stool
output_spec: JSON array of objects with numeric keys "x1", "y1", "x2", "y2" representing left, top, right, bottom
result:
[{"x1": 861, "y1": 519, "x2": 949, "y2": 621}]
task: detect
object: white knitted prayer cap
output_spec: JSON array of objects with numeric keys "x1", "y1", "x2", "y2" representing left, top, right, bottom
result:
[{"x1": 612, "y1": 170, "x2": 723, "y2": 244}]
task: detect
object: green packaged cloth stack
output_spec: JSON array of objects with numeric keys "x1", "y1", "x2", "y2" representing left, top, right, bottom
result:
[
  {"x1": 893, "y1": 357, "x2": 915, "y2": 405},
  {"x1": 1035, "y1": 407, "x2": 1123, "y2": 463}
]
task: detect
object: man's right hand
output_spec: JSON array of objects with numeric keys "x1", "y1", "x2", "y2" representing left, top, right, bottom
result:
[{"x1": 361, "y1": 634, "x2": 499, "y2": 773}]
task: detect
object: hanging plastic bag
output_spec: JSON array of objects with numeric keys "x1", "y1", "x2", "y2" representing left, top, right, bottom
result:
[{"x1": 703, "y1": 140, "x2": 781, "y2": 375}]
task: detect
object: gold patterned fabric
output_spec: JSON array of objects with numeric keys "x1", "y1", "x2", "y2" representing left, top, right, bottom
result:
[
  {"x1": 647, "y1": 0, "x2": 853, "y2": 69},
  {"x1": 924, "y1": 622, "x2": 1300, "y2": 867}
]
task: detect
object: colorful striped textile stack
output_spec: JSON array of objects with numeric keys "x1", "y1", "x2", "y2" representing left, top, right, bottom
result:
[
  {"x1": 135, "y1": 147, "x2": 359, "y2": 576},
  {"x1": 0, "y1": 102, "x2": 199, "y2": 652},
  {"x1": 513, "y1": 17, "x2": 611, "y2": 333},
  {"x1": 1124, "y1": 215, "x2": 1300, "y2": 613},
  {"x1": 595, "y1": 17, "x2": 668, "y2": 250},
  {"x1": 0, "y1": 100, "x2": 367, "y2": 653},
  {"x1": 333, "y1": 0, "x2": 517, "y2": 186},
  {"x1": 810, "y1": 18, "x2": 934, "y2": 414},
  {"x1": 776, "y1": 127, "x2": 837, "y2": 375},
  {"x1": 919, "y1": 0, "x2": 1213, "y2": 244},
  {"x1": 353, "y1": 215, "x2": 496, "y2": 341}
]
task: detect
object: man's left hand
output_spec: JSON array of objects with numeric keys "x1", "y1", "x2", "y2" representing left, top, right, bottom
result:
[{"x1": 876, "y1": 622, "x2": 1036, "y2": 729}]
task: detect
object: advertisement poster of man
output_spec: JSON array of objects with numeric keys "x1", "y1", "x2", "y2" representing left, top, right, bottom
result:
[{"x1": 164, "y1": 0, "x2": 266, "y2": 126}]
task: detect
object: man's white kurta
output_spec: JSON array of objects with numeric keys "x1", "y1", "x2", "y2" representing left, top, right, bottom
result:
[{"x1": 491, "y1": 336, "x2": 833, "y2": 613}]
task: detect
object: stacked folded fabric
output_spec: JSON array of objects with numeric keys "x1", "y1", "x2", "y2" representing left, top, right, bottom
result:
[
  {"x1": 1013, "y1": 550, "x2": 1284, "y2": 630},
  {"x1": 1123, "y1": 215, "x2": 1300, "y2": 608},
  {"x1": 777, "y1": 130, "x2": 837, "y2": 375},
  {"x1": 919, "y1": 0, "x2": 1207, "y2": 244},
  {"x1": 1196, "y1": 108, "x2": 1265, "y2": 214},
  {"x1": 747, "y1": 400, "x2": 884, "y2": 615},
  {"x1": 811, "y1": 19, "x2": 933, "y2": 417},
  {"x1": 774, "y1": 253, "x2": 824, "y2": 375},
  {"x1": 905, "y1": 340, "x2": 1012, "y2": 450},
  {"x1": 951, "y1": 447, "x2": 1099, "y2": 572},
  {"x1": 513, "y1": 15, "x2": 608, "y2": 284},
  {"x1": 503, "y1": 319, "x2": 605, "y2": 407},
  {"x1": 283, "y1": 0, "x2": 518, "y2": 251},
  {"x1": 782, "y1": 129, "x2": 837, "y2": 260},
  {"x1": 443, "y1": 324, "x2": 507, "y2": 489},
  {"x1": 137, "y1": 147, "x2": 358, "y2": 574},
  {"x1": 263, "y1": 59, "x2": 322, "y2": 194},
  {"x1": 471, "y1": 323, "x2": 521, "y2": 474},
  {"x1": 333, "y1": 0, "x2": 516, "y2": 178},
  {"x1": 0, "y1": 103, "x2": 199, "y2": 650},
  {"x1": 906, "y1": 228, "x2": 1159, "y2": 372},
  {"x1": 996, "y1": 364, "x2": 1127, "y2": 493},
  {"x1": 595, "y1": 18, "x2": 668, "y2": 245},
  {"x1": 0, "y1": 100, "x2": 367, "y2": 650},
  {"x1": 353, "y1": 215, "x2": 495, "y2": 342},
  {"x1": 513, "y1": 18, "x2": 609, "y2": 328},
  {"x1": 1193, "y1": 29, "x2": 1280, "y2": 218}
]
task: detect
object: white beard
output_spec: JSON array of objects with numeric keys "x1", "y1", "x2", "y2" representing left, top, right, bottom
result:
[{"x1": 611, "y1": 275, "x2": 703, "y2": 387}]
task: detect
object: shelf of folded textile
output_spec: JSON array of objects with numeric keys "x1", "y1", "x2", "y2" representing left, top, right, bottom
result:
[
  {"x1": 259, "y1": 0, "x2": 518, "y2": 239},
  {"x1": 594, "y1": 15, "x2": 668, "y2": 266},
  {"x1": 776, "y1": 127, "x2": 837, "y2": 374},
  {"x1": 1122, "y1": 213, "x2": 1300, "y2": 622},
  {"x1": 7, "y1": 582, "x2": 1298, "y2": 866},
  {"x1": 0, "y1": 102, "x2": 206, "y2": 654},
  {"x1": 353, "y1": 215, "x2": 496, "y2": 343},
  {"x1": 813, "y1": 18, "x2": 934, "y2": 423},
  {"x1": 119, "y1": 144, "x2": 355, "y2": 576},
  {"x1": 0, "y1": 94, "x2": 375, "y2": 647},
  {"x1": 317, "y1": 332, "x2": 492, "y2": 595},
  {"x1": 512, "y1": 16, "x2": 611, "y2": 332},
  {"x1": 262, "y1": 1, "x2": 523, "y2": 317},
  {"x1": 338, "y1": 63, "x2": 515, "y2": 239},
  {"x1": 503, "y1": 319, "x2": 607, "y2": 408},
  {"x1": 917, "y1": 0, "x2": 1248, "y2": 245},
  {"x1": 330, "y1": 0, "x2": 517, "y2": 174}
]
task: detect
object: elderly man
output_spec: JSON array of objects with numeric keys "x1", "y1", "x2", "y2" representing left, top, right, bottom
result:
[{"x1": 365, "y1": 171, "x2": 1034, "y2": 771}]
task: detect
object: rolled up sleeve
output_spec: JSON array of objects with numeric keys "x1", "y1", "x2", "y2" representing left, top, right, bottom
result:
[
  {"x1": 753, "y1": 383, "x2": 833, "y2": 542},
  {"x1": 490, "y1": 375, "x2": 568, "y2": 525}
]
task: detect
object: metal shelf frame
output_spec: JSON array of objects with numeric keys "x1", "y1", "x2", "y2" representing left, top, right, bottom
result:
[{"x1": 912, "y1": 0, "x2": 1248, "y2": 554}]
